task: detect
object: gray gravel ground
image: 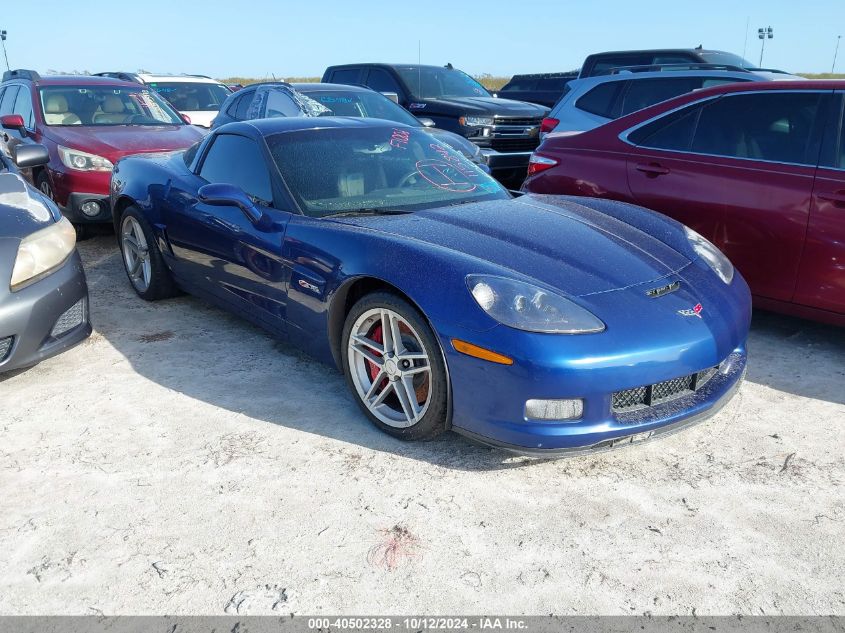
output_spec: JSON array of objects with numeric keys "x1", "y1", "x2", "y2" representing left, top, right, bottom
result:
[{"x1": 0, "y1": 235, "x2": 843, "y2": 615}]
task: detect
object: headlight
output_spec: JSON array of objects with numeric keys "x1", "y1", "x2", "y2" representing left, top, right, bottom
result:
[
  {"x1": 58, "y1": 145, "x2": 114, "y2": 172},
  {"x1": 10, "y1": 217, "x2": 77, "y2": 290},
  {"x1": 685, "y1": 227, "x2": 734, "y2": 284},
  {"x1": 459, "y1": 116, "x2": 494, "y2": 127},
  {"x1": 467, "y1": 275, "x2": 605, "y2": 334}
]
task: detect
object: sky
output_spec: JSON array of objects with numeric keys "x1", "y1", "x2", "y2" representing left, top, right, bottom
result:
[{"x1": 2, "y1": 0, "x2": 844, "y2": 78}]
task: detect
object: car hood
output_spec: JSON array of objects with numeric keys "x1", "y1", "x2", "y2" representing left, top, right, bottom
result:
[
  {"x1": 44, "y1": 125, "x2": 206, "y2": 162},
  {"x1": 336, "y1": 196, "x2": 691, "y2": 297},
  {"x1": 0, "y1": 172, "x2": 60, "y2": 240},
  {"x1": 415, "y1": 96, "x2": 548, "y2": 117}
]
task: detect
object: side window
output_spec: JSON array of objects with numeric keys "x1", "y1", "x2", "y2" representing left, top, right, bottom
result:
[
  {"x1": 199, "y1": 134, "x2": 273, "y2": 204},
  {"x1": 225, "y1": 93, "x2": 245, "y2": 117},
  {"x1": 0, "y1": 85, "x2": 19, "y2": 115},
  {"x1": 329, "y1": 69, "x2": 362, "y2": 85},
  {"x1": 691, "y1": 92, "x2": 823, "y2": 165},
  {"x1": 575, "y1": 82, "x2": 625, "y2": 118},
  {"x1": 264, "y1": 90, "x2": 301, "y2": 117},
  {"x1": 627, "y1": 103, "x2": 702, "y2": 151},
  {"x1": 13, "y1": 87, "x2": 35, "y2": 128},
  {"x1": 366, "y1": 69, "x2": 401, "y2": 94},
  {"x1": 234, "y1": 91, "x2": 255, "y2": 120},
  {"x1": 619, "y1": 78, "x2": 699, "y2": 117}
]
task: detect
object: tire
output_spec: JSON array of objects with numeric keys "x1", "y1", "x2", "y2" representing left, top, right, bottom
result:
[
  {"x1": 118, "y1": 205, "x2": 179, "y2": 301},
  {"x1": 341, "y1": 292, "x2": 448, "y2": 441}
]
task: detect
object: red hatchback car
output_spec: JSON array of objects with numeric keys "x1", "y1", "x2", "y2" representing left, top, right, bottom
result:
[
  {"x1": 0, "y1": 70, "x2": 204, "y2": 231},
  {"x1": 523, "y1": 80, "x2": 845, "y2": 326}
]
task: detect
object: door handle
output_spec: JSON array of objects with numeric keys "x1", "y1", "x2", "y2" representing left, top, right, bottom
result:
[
  {"x1": 817, "y1": 191, "x2": 845, "y2": 207},
  {"x1": 635, "y1": 163, "x2": 670, "y2": 177}
]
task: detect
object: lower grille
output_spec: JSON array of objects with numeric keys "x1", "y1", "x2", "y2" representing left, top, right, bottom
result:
[
  {"x1": 490, "y1": 138, "x2": 541, "y2": 152},
  {"x1": 0, "y1": 336, "x2": 13, "y2": 362},
  {"x1": 612, "y1": 366, "x2": 719, "y2": 413},
  {"x1": 51, "y1": 299, "x2": 85, "y2": 338}
]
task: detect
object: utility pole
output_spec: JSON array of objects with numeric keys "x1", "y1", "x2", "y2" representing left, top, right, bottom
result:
[
  {"x1": 758, "y1": 26, "x2": 773, "y2": 67},
  {"x1": 833, "y1": 35, "x2": 842, "y2": 74},
  {"x1": 0, "y1": 31, "x2": 8, "y2": 72}
]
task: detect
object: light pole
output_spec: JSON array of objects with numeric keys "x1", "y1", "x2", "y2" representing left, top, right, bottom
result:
[
  {"x1": 758, "y1": 26, "x2": 773, "y2": 67},
  {"x1": 0, "y1": 31, "x2": 8, "y2": 72},
  {"x1": 833, "y1": 35, "x2": 842, "y2": 74}
]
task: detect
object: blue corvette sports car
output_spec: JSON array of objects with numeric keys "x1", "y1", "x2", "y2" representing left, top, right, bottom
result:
[{"x1": 110, "y1": 117, "x2": 751, "y2": 455}]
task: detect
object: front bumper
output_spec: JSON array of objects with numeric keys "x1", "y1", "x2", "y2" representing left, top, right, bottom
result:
[
  {"x1": 480, "y1": 149, "x2": 533, "y2": 171},
  {"x1": 440, "y1": 263, "x2": 752, "y2": 454},
  {"x1": 0, "y1": 251, "x2": 91, "y2": 373},
  {"x1": 454, "y1": 349, "x2": 746, "y2": 456},
  {"x1": 59, "y1": 192, "x2": 112, "y2": 224},
  {"x1": 50, "y1": 168, "x2": 113, "y2": 224}
]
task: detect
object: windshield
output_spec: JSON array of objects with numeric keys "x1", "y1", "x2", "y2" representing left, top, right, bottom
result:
[
  {"x1": 396, "y1": 67, "x2": 491, "y2": 99},
  {"x1": 148, "y1": 81, "x2": 231, "y2": 112},
  {"x1": 268, "y1": 127, "x2": 507, "y2": 217},
  {"x1": 699, "y1": 51, "x2": 755, "y2": 68},
  {"x1": 300, "y1": 89, "x2": 421, "y2": 126},
  {"x1": 39, "y1": 86, "x2": 184, "y2": 126}
]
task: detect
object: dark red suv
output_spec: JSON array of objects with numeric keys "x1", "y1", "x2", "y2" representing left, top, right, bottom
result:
[
  {"x1": 523, "y1": 80, "x2": 845, "y2": 326},
  {"x1": 0, "y1": 70, "x2": 204, "y2": 231}
]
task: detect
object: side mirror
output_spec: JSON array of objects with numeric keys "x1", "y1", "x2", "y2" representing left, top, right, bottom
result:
[
  {"x1": 197, "y1": 183, "x2": 270, "y2": 228},
  {"x1": 1, "y1": 113, "x2": 26, "y2": 133},
  {"x1": 13, "y1": 143, "x2": 49, "y2": 168},
  {"x1": 417, "y1": 117, "x2": 436, "y2": 128},
  {"x1": 380, "y1": 91, "x2": 400, "y2": 104}
]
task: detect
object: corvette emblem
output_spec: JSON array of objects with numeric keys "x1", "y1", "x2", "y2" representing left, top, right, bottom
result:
[{"x1": 678, "y1": 303, "x2": 703, "y2": 319}]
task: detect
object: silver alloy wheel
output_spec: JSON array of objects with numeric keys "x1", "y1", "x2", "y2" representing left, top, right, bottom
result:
[
  {"x1": 121, "y1": 216, "x2": 152, "y2": 293},
  {"x1": 348, "y1": 307, "x2": 433, "y2": 428}
]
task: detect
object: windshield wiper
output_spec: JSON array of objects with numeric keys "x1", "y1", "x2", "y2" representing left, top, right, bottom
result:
[{"x1": 324, "y1": 208, "x2": 412, "y2": 218}]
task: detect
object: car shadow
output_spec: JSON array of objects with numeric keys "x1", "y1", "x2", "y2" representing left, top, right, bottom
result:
[
  {"x1": 80, "y1": 237, "x2": 551, "y2": 472},
  {"x1": 80, "y1": 237, "x2": 845, "y2": 471},
  {"x1": 745, "y1": 309, "x2": 845, "y2": 405}
]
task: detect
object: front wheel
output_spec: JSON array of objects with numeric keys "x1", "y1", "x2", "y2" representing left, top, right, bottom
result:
[
  {"x1": 341, "y1": 292, "x2": 448, "y2": 441},
  {"x1": 119, "y1": 206, "x2": 179, "y2": 301}
]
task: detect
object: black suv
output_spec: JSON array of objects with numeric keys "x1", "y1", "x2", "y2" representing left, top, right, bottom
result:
[
  {"x1": 495, "y1": 73, "x2": 578, "y2": 108},
  {"x1": 322, "y1": 63, "x2": 549, "y2": 184},
  {"x1": 579, "y1": 48, "x2": 760, "y2": 77}
]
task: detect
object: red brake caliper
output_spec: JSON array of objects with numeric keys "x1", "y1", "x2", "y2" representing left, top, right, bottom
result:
[{"x1": 367, "y1": 324, "x2": 388, "y2": 390}]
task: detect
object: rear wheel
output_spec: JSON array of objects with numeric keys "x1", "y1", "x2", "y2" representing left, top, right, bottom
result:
[
  {"x1": 119, "y1": 206, "x2": 179, "y2": 301},
  {"x1": 341, "y1": 292, "x2": 448, "y2": 441}
]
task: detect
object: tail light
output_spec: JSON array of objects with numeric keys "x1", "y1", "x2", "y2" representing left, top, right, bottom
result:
[
  {"x1": 527, "y1": 154, "x2": 558, "y2": 176},
  {"x1": 540, "y1": 117, "x2": 559, "y2": 135}
]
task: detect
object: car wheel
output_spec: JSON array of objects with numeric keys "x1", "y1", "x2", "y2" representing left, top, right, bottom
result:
[
  {"x1": 341, "y1": 292, "x2": 448, "y2": 441},
  {"x1": 119, "y1": 206, "x2": 179, "y2": 301}
]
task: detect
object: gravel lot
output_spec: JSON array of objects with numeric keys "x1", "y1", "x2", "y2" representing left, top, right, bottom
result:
[{"x1": 1, "y1": 235, "x2": 843, "y2": 615}]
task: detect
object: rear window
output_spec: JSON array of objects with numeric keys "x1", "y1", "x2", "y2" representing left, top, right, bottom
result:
[
  {"x1": 148, "y1": 81, "x2": 231, "y2": 112},
  {"x1": 576, "y1": 82, "x2": 624, "y2": 118},
  {"x1": 328, "y1": 69, "x2": 362, "y2": 85},
  {"x1": 537, "y1": 77, "x2": 571, "y2": 91}
]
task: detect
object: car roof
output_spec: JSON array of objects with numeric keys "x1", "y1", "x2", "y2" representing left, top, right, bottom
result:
[
  {"x1": 328, "y1": 63, "x2": 457, "y2": 72},
  {"x1": 586, "y1": 48, "x2": 730, "y2": 56},
  {"x1": 5, "y1": 74, "x2": 141, "y2": 88},
  {"x1": 229, "y1": 116, "x2": 406, "y2": 135},
  {"x1": 291, "y1": 82, "x2": 373, "y2": 92},
  {"x1": 567, "y1": 69, "x2": 772, "y2": 90},
  {"x1": 683, "y1": 78, "x2": 845, "y2": 95},
  {"x1": 139, "y1": 74, "x2": 223, "y2": 84}
]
